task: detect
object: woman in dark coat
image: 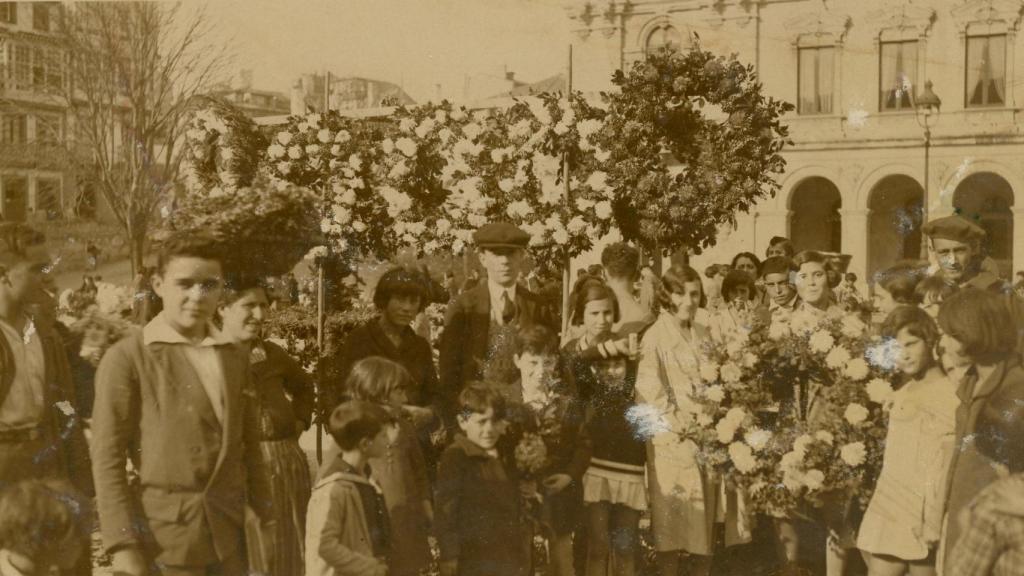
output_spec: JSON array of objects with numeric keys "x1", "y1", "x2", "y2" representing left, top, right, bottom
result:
[
  {"x1": 219, "y1": 274, "x2": 315, "y2": 576},
  {"x1": 329, "y1": 266, "x2": 440, "y2": 413}
]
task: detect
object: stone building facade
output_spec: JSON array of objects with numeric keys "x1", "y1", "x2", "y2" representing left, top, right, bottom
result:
[{"x1": 567, "y1": 0, "x2": 1024, "y2": 283}]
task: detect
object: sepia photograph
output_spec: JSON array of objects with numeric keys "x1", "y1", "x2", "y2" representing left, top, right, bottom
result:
[{"x1": 0, "y1": 1, "x2": 1023, "y2": 575}]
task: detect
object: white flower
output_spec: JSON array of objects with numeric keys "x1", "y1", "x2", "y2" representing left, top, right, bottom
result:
[
  {"x1": 725, "y1": 407, "x2": 746, "y2": 425},
  {"x1": 526, "y1": 98, "x2": 552, "y2": 125},
  {"x1": 495, "y1": 178, "x2": 514, "y2": 194},
  {"x1": 275, "y1": 161, "x2": 291, "y2": 175},
  {"x1": 389, "y1": 161, "x2": 410, "y2": 179},
  {"x1": 844, "y1": 403, "x2": 869, "y2": 426},
  {"x1": 434, "y1": 110, "x2": 448, "y2": 123},
  {"x1": 793, "y1": 434, "x2": 814, "y2": 456},
  {"x1": 790, "y1": 309, "x2": 819, "y2": 335},
  {"x1": 716, "y1": 419, "x2": 739, "y2": 444},
  {"x1": 726, "y1": 338, "x2": 745, "y2": 358},
  {"x1": 450, "y1": 108, "x2": 467, "y2": 122},
  {"x1": 553, "y1": 121, "x2": 569, "y2": 135},
  {"x1": 382, "y1": 138, "x2": 395, "y2": 154},
  {"x1": 699, "y1": 363, "x2": 719, "y2": 383},
  {"x1": 490, "y1": 149, "x2": 506, "y2": 164},
  {"x1": 348, "y1": 154, "x2": 362, "y2": 171},
  {"x1": 840, "y1": 442, "x2": 867, "y2": 467},
  {"x1": 317, "y1": 129, "x2": 332, "y2": 143},
  {"x1": 567, "y1": 216, "x2": 587, "y2": 234},
  {"x1": 577, "y1": 118, "x2": 602, "y2": 140},
  {"x1": 782, "y1": 469, "x2": 805, "y2": 492},
  {"x1": 552, "y1": 228, "x2": 569, "y2": 245},
  {"x1": 297, "y1": 122, "x2": 309, "y2": 133},
  {"x1": 332, "y1": 205, "x2": 351, "y2": 225},
  {"x1": 729, "y1": 442, "x2": 757, "y2": 473},
  {"x1": 436, "y1": 218, "x2": 452, "y2": 234},
  {"x1": 742, "y1": 352, "x2": 759, "y2": 368},
  {"x1": 809, "y1": 330, "x2": 835, "y2": 354},
  {"x1": 595, "y1": 148, "x2": 611, "y2": 163},
  {"x1": 288, "y1": 145, "x2": 302, "y2": 159},
  {"x1": 276, "y1": 132, "x2": 292, "y2": 145},
  {"x1": 825, "y1": 345, "x2": 852, "y2": 369},
  {"x1": 338, "y1": 188, "x2": 356, "y2": 205},
  {"x1": 510, "y1": 119, "x2": 533, "y2": 140},
  {"x1": 415, "y1": 118, "x2": 435, "y2": 138},
  {"x1": 576, "y1": 197, "x2": 595, "y2": 211},
  {"x1": 438, "y1": 128, "x2": 454, "y2": 143},
  {"x1": 463, "y1": 123, "x2": 482, "y2": 140},
  {"x1": 305, "y1": 113, "x2": 321, "y2": 129},
  {"x1": 720, "y1": 362, "x2": 742, "y2": 384},
  {"x1": 330, "y1": 144, "x2": 342, "y2": 157},
  {"x1": 696, "y1": 413, "x2": 713, "y2": 427},
  {"x1": 815, "y1": 431, "x2": 834, "y2": 445},
  {"x1": 396, "y1": 138, "x2": 417, "y2": 157},
  {"x1": 804, "y1": 469, "x2": 825, "y2": 490},
  {"x1": 866, "y1": 378, "x2": 894, "y2": 405},
  {"x1": 335, "y1": 130, "x2": 351, "y2": 143},
  {"x1": 305, "y1": 144, "x2": 321, "y2": 156},
  {"x1": 768, "y1": 320, "x2": 791, "y2": 340},
  {"x1": 844, "y1": 358, "x2": 871, "y2": 381},
  {"x1": 780, "y1": 450, "x2": 804, "y2": 470},
  {"x1": 744, "y1": 428, "x2": 771, "y2": 452},
  {"x1": 704, "y1": 385, "x2": 725, "y2": 403},
  {"x1": 352, "y1": 220, "x2": 367, "y2": 233},
  {"x1": 268, "y1": 144, "x2": 285, "y2": 159},
  {"x1": 595, "y1": 200, "x2": 613, "y2": 220},
  {"x1": 399, "y1": 118, "x2": 417, "y2": 133}
]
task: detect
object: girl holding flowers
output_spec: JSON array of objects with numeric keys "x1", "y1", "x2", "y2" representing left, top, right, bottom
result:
[
  {"x1": 562, "y1": 278, "x2": 645, "y2": 576},
  {"x1": 636, "y1": 266, "x2": 750, "y2": 576},
  {"x1": 857, "y1": 306, "x2": 958, "y2": 576}
]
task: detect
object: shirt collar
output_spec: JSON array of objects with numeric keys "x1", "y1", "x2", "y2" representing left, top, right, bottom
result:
[
  {"x1": 144, "y1": 312, "x2": 224, "y2": 347},
  {"x1": 488, "y1": 280, "x2": 517, "y2": 307}
]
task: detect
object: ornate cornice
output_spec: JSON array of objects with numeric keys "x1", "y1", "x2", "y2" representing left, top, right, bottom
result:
[
  {"x1": 951, "y1": 0, "x2": 1024, "y2": 33},
  {"x1": 866, "y1": 4, "x2": 936, "y2": 38},
  {"x1": 784, "y1": 11, "x2": 852, "y2": 45}
]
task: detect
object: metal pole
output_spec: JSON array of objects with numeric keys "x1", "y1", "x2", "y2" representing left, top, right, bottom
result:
[
  {"x1": 921, "y1": 124, "x2": 930, "y2": 259},
  {"x1": 560, "y1": 45, "x2": 573, "y2": 338},
  {"x1": 315, "y1": 69, "x2": 331, "y2": 465}
]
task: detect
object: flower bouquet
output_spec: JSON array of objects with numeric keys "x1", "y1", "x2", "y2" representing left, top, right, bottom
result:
[{"x1": 689, "y1": 308, "x2": 895, "y2": 516}]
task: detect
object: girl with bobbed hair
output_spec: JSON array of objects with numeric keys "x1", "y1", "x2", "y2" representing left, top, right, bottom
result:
[
  {"x1": 637, "y1": 266, "x2": 749, "y2": 576},
  {"x1": 329, "y1": 266, "x2": 439, "y2": 415},
  {"x1": 708, "y1": 270, "x2": 769, "y2": 344},
  {"x1": 871, "y1": 263, "x2": 925, "y2": 325},
  {"x1": 345, "y1": 356, "x2": 433, "y2": 576},
  {"x1": 858, "y1": 306, "x2": 958, "y2": 576},
  {"x1": 937, "y1": 288, "x2": 1024, "y2": 570}
]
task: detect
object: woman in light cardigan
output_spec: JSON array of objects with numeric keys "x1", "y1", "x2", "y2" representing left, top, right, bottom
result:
[{"x1": 636, "y1": 265, "x2": 750, "y2": 576}]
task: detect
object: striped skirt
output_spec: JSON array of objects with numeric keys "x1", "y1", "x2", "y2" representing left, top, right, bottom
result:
[{"x1": 245, "y1": 438, "x2": 312, "y2": 576}]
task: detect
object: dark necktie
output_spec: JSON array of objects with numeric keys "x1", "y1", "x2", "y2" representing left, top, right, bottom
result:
[{"x1": 501, "y1": 291, "x2": 516, "y2": 325}]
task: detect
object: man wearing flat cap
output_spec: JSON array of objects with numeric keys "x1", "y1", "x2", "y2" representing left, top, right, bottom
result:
[
  {"x1": 438, "y1": 222, "x2": 553, "y2": 426},
  {"x1": 923, "y1": 214, "x2": 1005, "y2": 291}
]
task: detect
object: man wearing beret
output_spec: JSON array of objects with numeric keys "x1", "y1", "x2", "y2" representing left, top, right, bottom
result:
[
  {"x1": 438, "y1": 222, "x2": 553, "y2": 426},
  {"x1": 923, "y1": 214, "x2": 1005, "y2": 291},
  {"x1": 924, "y1": 213, "x2": 1024, "y2": 356}
]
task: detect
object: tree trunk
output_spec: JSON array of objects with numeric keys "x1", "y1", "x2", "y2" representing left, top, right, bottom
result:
[{"x1": 130, "y1": 233, "x2": 146, "y2": 278}]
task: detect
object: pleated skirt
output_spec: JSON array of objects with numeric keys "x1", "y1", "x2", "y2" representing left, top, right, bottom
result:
[{"x1": 245, "y1": 438, "x2": 313, "y2": 576}]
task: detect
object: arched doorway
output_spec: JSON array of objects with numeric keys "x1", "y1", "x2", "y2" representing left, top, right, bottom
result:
[
  {"x1": 953, "y1": 172, "x2": 1015, "y2": 278},
  {"x1": 868, "y1": 174, "x2": 924, "y2": 277},
  {"x1": 790, "y1": 177, "x2": 842, "y2": 253}
]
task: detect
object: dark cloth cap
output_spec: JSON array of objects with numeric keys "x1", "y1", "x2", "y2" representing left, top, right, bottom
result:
[
  {"x1": 922, "y1": 214, "x2": 986, "y2": 243},
  {"x1": 473, "y1": 221, "x2": 530, "y2": 249},
  {"x1": 761, "y1": 256, "x2": 793, "y2": 278}
]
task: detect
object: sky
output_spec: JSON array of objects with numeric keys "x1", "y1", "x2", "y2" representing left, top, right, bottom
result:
[{"x1": 193, "y1": 0, "x2": 573, "y2": 103}]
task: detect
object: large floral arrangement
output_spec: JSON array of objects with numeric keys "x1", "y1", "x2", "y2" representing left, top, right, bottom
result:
[
  {"x1": 267, "y1": 111, "x2": 397, "y2": 262},
  {"x1": 689, "y1": 308, "x2": 894, "y2": 516},
  {"x1": 184, "y1": 98, "x2": 268, "y2": 193}
]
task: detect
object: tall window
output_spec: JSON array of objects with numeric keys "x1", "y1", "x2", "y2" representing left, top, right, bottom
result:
[
  {"x1": 1, "y1": 114, "x2": 27, "y2": 143},
  {"x1": 966, "y1": 35, "x2": 1006, "y2": 107},
  {"x1": 880, "y1": 41, "x2": 918, "y2": 111},
  {"x1": 645, "y1": 25, "x2": 682, "y2": 55},
  {"x1": 13, "y1": 44, "x2": 29, "y2": 89},
  {"x1": 31, "y1": 47, "x2": 44, "y2": 87},
  {"x1": 0, "y1": 3, "x2": 16, "y2": 25},
  {"x1": 798, "y1": 46, "x2": 835, "y2": 115},
  {"x1": 32, "y1": 3, "x2": 48, "y2": 31},
  {"x1": 34, "y1": 113, "x2": 60, "y2": 142}
]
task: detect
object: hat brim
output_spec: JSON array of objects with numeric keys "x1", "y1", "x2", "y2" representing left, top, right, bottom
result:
[{"x1": 476, "y1": 243, "x2": 528, "y2": 250}]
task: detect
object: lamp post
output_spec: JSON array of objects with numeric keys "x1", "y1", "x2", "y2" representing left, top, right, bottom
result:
[{"x1": 915, "y1": 80, "x2": 941, "y2": 258}]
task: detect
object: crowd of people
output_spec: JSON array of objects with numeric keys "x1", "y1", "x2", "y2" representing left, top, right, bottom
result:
[{"x1": 0, "y1": 213, "x2": 1022, "y2": 576}]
